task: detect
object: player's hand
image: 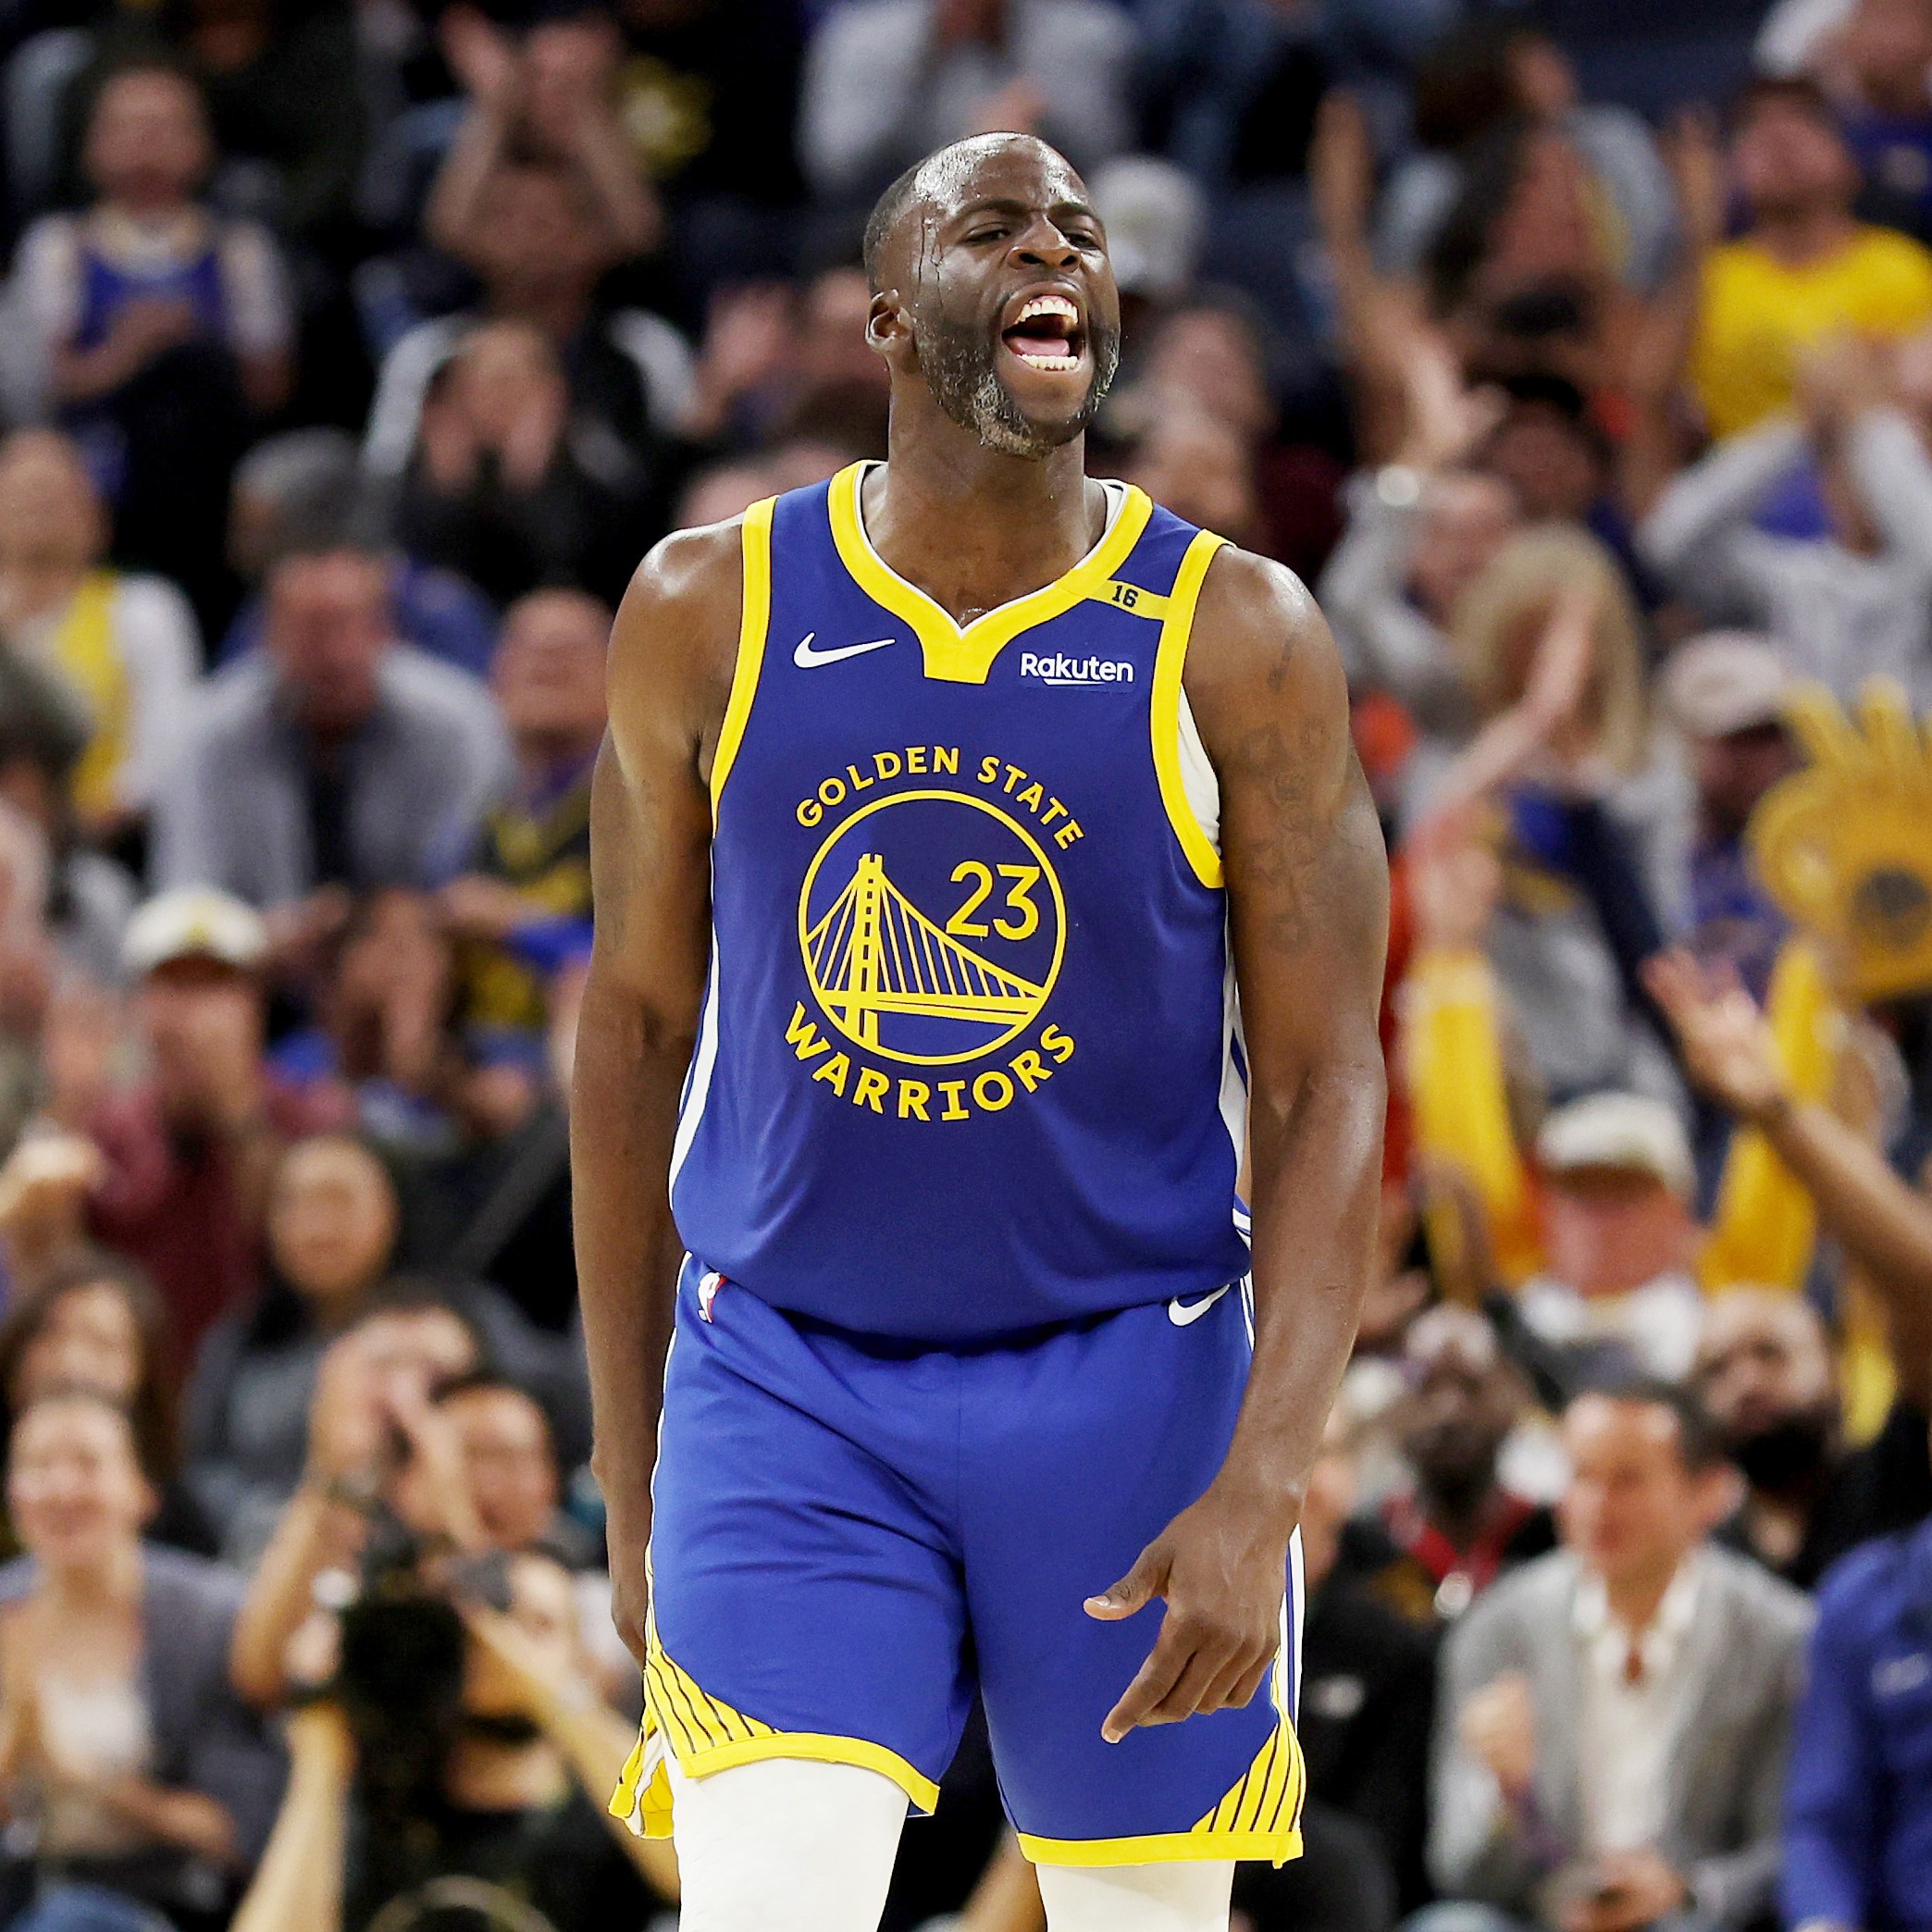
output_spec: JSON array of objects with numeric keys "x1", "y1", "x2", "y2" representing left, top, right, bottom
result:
[
  {"x1": 1084, "y1": 1483, "x2": 1288, "y2": 1742},
  {"x1": 601, "y1": 1490, "x2": 652, "y2": 1671}
]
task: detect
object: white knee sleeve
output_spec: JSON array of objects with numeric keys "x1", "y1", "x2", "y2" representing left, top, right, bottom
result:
[
  {"x1": 668, "y1": 1754, "x2": 910, "y2": 1932},
  {"x1": 1036, "y1": 1859, "x2": 1234, "y2": 1932}
]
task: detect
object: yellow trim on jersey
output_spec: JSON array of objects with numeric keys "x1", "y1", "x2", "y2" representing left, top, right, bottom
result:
[
  {"x1": 1094, "y1": 578, "x2": 1170, "y2": 619},
  {"x1": 1150, "y1": 529, "x2": 1227, "y2": 890},
  {"x1": 825, "y1": 462, "x2": 1154, "y2": 684},
  {"x1": 709, "y1": 495, "x2": 776, "y2": 821},
  {"x1": 1018, "y1": 1666, "x2": 1306, "y2": 1869},
  {"x1": 610, "y1": 1620, "x2": 942, "y2": 1840}
]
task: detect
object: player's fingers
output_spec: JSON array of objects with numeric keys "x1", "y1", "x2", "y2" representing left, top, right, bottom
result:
[
  {"x1": 1138, "y1": 1641, "x2": 1240, "y2": 1728},
  {"x1": 1101, "y1": 1625, "x2": 1192, "y2": 1743},
  {"x1": 1199, "y1": 1641, "x2": 1272, "y2": 1715},
  {"x1": 1085, "y1": 1543, "x2": 1167, "y2": 1621}
]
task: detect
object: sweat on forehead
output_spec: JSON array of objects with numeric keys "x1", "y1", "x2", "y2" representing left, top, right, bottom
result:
[{"x1": 862, "y1": 134, "x2": 1085, "y2": 290}]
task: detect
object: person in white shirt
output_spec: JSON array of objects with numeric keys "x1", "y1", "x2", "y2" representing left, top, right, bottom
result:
[{"x1": 1421, "y1": 1383, "x2": 1812, "y2": 1932}]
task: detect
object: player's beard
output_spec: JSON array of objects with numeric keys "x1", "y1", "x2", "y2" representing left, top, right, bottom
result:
[{"x1": 912, "y1": 307, "x2": 1121, "y2": 457}]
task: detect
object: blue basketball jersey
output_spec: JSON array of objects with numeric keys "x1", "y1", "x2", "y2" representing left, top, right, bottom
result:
[{"x1": 670, "y1": 461, "x2": 1249, "y2": 1341}]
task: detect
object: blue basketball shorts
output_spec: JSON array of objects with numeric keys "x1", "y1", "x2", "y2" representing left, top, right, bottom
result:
[{"x1": 612, "y1": 1257, "x2": 1306, "y2": 1868}]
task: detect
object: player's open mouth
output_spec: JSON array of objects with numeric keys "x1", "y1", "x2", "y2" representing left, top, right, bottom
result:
[{"x1": 1000, "y1": 292, "x2": 1086, "y2": 373}]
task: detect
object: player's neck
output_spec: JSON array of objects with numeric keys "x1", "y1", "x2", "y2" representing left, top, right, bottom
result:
[{"x1": 867, "y1": 423, "x2": 1104, "y2": 626}]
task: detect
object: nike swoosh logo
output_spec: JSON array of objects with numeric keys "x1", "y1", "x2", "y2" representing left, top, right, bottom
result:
[
  {"x1": 793, "y1": 632, "x2": 896, "y2": 668},
  {"x1": 1168, "y1": 1286, "x2": 1232, "y2": 1327}
]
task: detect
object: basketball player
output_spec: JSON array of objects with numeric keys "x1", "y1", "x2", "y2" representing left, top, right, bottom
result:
[{"x1": 573, "y1": 134, "x2": 1389, "y2": 1932}]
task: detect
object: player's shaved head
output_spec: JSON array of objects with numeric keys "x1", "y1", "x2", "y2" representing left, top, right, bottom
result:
[{"x1": 862, "y1": 133, "x2": 1082, "y2": 293}]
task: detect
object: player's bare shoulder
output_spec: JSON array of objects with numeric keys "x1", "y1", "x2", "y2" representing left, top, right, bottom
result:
[
  {"x1": 1178, "y1": 540, "x2": 1348, "y2": 779},
  {"x1": 607, "y1": 514, "x2": 754, "y2": 783}
]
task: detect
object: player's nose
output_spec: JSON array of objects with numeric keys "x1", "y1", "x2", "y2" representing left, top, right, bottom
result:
[{"x1": 1010, "y1": 220, "x2": 1080, "y2": 270}]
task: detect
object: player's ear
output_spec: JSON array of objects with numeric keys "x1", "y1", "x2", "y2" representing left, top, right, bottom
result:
[{"x1": 867, "y1": 291, "x2": 911, "y2": 361}]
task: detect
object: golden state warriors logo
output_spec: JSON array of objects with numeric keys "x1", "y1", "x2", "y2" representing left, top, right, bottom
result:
[{"x1": 799, "y1": 790, "x2": 1065, "y2": 1065}]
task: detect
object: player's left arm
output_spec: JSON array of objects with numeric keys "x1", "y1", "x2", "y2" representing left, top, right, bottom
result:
[{"x1": 1087, "y1": 545, "x2": 1389, "y2": 1740}]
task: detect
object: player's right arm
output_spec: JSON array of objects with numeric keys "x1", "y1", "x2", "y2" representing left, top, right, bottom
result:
[{"x1": 572, "y1": 519, "x2": 742, "y2": 1668}]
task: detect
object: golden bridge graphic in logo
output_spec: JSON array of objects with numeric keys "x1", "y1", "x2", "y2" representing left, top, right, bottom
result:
[{"x1": 798, "y1": 789, "x2": 1065, "y2": 1066}]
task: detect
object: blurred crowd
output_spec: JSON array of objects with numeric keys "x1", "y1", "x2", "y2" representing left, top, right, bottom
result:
[{"x1": 0, "y1": 0, "x2": 1927, "y2": 1928}]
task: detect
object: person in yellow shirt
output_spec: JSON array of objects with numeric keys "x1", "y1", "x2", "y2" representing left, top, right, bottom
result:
[{"x1": 1691, "y1": 78, "x2": 1932, "y2": 439}]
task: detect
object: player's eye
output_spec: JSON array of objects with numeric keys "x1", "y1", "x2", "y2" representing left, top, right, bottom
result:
[{"x1": 966, "y1": 226, "x2": 1009, "y2": 244}]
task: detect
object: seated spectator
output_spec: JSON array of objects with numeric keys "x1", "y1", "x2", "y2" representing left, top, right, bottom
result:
[
  {"x1": 1690, "y1": 77, "x2": 1932, "y2": 440},
  {"x1": 1640, "y1": 333, "x2": 1932, "y2": 707},
  {"x1": 1381, "y1": 1306, "x2": 1555, "y2": 1622},
  {"x1": 1696, "y1": 1287, "x2": 1932, "y2": 1589},
  {"x1": 1516, "y1": 1095, "x2": 1706, "y2": 1387},
  {"x1": 0, "y1": 656, "x2": 138, "y2": 985},
  {"x1": 0, "y1": 430, "x2": 200, "y2": 848},
  {"x1": 442, "y1": 588, "x2": 606, "y2": 1034},
  {"x1": 1658, "y1": 635, "x2": 1797, "y2": 1002},
  {"x1": 390, "y1": 321, "x2": 648, "y2": 609},
  {"x1": 0, "y1": 1390, "x2": 283, "y2": 1928},
  {"x1": 218, "y1": 431, "x2": 499, "y2": 679},
  {"x1": 1425, "y1": 1383, "x2": 1812, "y2": 1932},
  {"x1": 1125, "y1": 403, "x2": 1264, "y2": 551},
  {"x1": 363, "y1": 155, "x2": 693, "y2": 526},
  {"x1": 55, "y1": 888, "x2": 354, "y2": 1368},
  {"x1": 15, "y1": 59, "x2": 293, "y2": 632},
  {"x1": 0, "y1": 1251, "x2": 215, "y2": 1557},
  {"x1": 184, "y1": 1134, "x2": 560, "y2": 1560},
  {"x1": 798, "y1": 0, "x2": 1135, "y2": 217},
  {"x1": 1784, "y1": 1438, "x2": 1932, "y2": 1932},
  {"x1": 149, "y1": 541, "x2": 512, "y2": 912}
]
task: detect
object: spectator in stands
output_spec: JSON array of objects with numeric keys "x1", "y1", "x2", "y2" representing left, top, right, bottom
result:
[
  {"x1": 0, "y1": 430, "x2": 200, "y2": 851},
  {"x1": 0, "y1": 1389, "x2": 283, "y2": 1927},
  {"x1": 0, "y1": 1251, "x2": 215, "y2": 1557},
  {"x1": 0, "y1": 666, "x2": 132, "y2": 985},
  {"x1": 1784, "y1": 1450, "x2": 1932, "y2": 1932},
  {"x1": 390, "y1": 321, "x2": 648, "y2": 609},
  {"x1": 16, "y1": 60, "x2": 293, "y2": 632},
  {"x1": 1425, "y1": 531, "x2": 1683, "y2": 1103},
  {"x1": 1382, "y1": 1306, "x2": 1555, "y2": 1622},
  {"x1": 1425, "y1": 1383, "x2": 1811, "y2": 1932},
  {"x1": 1647, "y1": 947, "x2": 1932, "y2": 1523},
  {"x1": 434, "y1": 1373, "x2": 590, "y2": 1567},
  {"x1": 443, "y1": 588, "x2": 605, "y2": 1034},
  {"x1": 150, "y1": 540, "x2": 511, "y2": 911},
  {"x1": 1641, "y1": 332, "x2": 1932, "y2": 706},
  {"x1": 799, "y1": 0, "x2": 1136, "y2": 216},
  {"x1": 1376, "y1": 20, "x2": 1678, "y2": 293},
  {"x1": 1319, "y1": 327, "x2": 1517, "y2": 775},
  {"x1": 364, "y1": 153, "x2": 693, "y2": 523},
  {"x1": 1658, "y1": 635, "x2": 1796, "y2": 1002},
  {"x1": 220, "y1": 431, "x2": 499, "y2": 679},
  {"x1": 1696, "y1": 1287, "x2": 1932, "y2": 1590},
  {"x1": 56, "y1": 888, "x2": 354, "y2": 1368},
  {"x1": 185, "y1": 1134, "x2": 559, "y2": 1560},
  {"x1": 1832, "y1": 0, "x2": 1932, "y2": 242},
  {"x1": 1516, "y1": 1096, "x2": 1707, "y2": 1388},
  {"x1": 1690, "y1": 76, "x2": 1932, "y2": 440}
]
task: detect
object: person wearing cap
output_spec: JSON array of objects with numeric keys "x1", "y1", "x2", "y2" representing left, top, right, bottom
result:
[
  {"x1": 148, "y1": 538, "x2": 511, "y2": 915},
  {"x1": 55, "y1": 886, "x2": 354, "y2": 1369},
  {"x1": 1662, "y1": 633, "x2": 1796, "y2": 1004},
  {"x1": 1514, "y1": 1094, "x2": 1707, "y2": 1391}
]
